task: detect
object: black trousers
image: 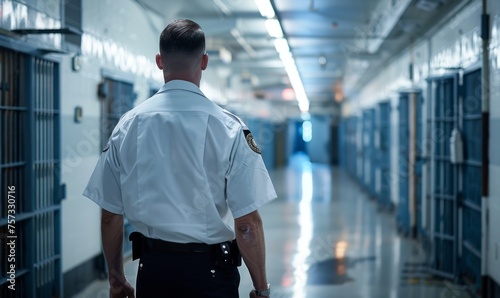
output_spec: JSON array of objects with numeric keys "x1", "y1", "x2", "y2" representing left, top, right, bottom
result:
[{"x1": 136, "y1": 250, "x2": 240, "y2": 298}]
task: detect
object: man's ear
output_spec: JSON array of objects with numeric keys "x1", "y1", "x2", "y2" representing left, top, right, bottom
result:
[
  {"x1": 155, "y1": 54, "x2": 163, "y2": 70},
  {"x1": 201, "y1": 53, "x2": 208, "y2": 71}
]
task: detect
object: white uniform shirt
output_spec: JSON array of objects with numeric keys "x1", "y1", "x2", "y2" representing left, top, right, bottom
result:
[{"x1": 83, "y1": 80, "x2": 277, "y2": 244}]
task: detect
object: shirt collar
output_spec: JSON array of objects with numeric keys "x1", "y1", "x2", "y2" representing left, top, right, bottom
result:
[{"x1": 157, "y1": 80, "x2": 207, "y2": 99}]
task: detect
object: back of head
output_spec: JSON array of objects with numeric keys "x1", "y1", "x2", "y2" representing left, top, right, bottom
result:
[{"x1": 159, "y1": 19, "x2": 206, "y2": 72}]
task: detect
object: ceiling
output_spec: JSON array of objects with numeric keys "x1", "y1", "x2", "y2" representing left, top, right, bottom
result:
[{"x1": 137, "y1": 0, "x2": 466, "y2": 113}]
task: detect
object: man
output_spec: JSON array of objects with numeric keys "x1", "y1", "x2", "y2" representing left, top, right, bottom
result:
[{"x1": 83, "y1": 19, "x2": 276, "y2": 298}]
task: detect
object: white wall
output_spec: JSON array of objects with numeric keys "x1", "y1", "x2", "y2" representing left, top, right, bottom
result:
[
  {"x1": 60, "y1": 0, "x2": 165, "y2": 272},
  {"x1": 346, "y1": 0, "x2": 500, "y2": 285}
]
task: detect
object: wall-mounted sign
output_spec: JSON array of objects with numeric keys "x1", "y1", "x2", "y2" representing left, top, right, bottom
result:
[{"x1": 81, "y1": 33, "x2": 162, "y2": 82}]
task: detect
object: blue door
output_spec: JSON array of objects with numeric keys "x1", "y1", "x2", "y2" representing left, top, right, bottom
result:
[
  {"x1": 367, "y1": 109, "x2": 376, "y2": 197},
  {"x1": 460, "y1": 68, "x2": 482, "y2": 292},
  {"x1": 362, "y1": 109, "x2": 374, "y2": 193},
  {"x1": 308, "y1": 115, "x2": 332, "y2": 164},
  {"x1": 346, "y1": 116, "x2": 358, "y2": 178},
  {"x1": 429, "y1": 74, "x2": 459, "y2": 279},
  {"x1": 416, "y1": 93, "x2": 425, "y2": 237},
  {"x1": 338, "y1": 120, "x2": 346, "y2": 169},
  {"x1": 397, "y1": 93, "x2": 410, "y2": 235},
  {"x1": 377, "y1": 102, "x2": 391, "y2": 209}
]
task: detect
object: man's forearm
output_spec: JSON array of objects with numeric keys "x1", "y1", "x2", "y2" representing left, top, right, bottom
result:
[
  {"x1": 101, "y1": 209, "x2": 125, "y2": 286},
  {"x1": 235, "y1": 211, "x2": 268, "y2": 290}
]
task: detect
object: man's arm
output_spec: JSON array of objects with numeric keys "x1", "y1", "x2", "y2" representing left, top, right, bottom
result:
[
  {"x1": 101, "y1": 209, "x2": 135, "y2": 298},
  {"x1": 235, "y1": 210, "x2": 269, "y2": 297}
]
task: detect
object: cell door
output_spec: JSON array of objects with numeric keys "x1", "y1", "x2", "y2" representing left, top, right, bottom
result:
[
  {"x1": 349, "y1": 116, "x2": 360, "y2": 180},
  {"x1": 368, "y1": 108, "x2": 376, "y2": 197},
  {"x1": 347, "y1": 116, "x2": 358, "y2": 178},
  {"x1": 338, "y1": 120, "x2": 346, "y2": 169},
  {"x1": 429, "y1": 74, "x2": 459, "y2": 279},
  {"x1": 362, "y1": 109, "x2": 374, "y2": 193},
  {"x1": 397, "y1": 93, "x2": 410, "y2": 235},
  {"x1": 100, "y1": 78, "x2": 135, "y2": 256},
  {"x1": 0, "y1": 48, "x2": 62, "y2": 296},
  {"x1": 378, "y1": 102, "x2": 391, "y2": 209},
  {"x1": 416, "y1": 94, "x2": 425, "y2": 237},
  {"x1": 460, "y1": 68, "x2": 482, "y2": 292},
  {"x1": 101, "y1": 78, "x2": 135, "y2": 148}
]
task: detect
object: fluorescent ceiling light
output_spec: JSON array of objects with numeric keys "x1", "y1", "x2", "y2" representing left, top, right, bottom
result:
[
  {"x1": 279, "y1": 51, "x2": 294, "y2": 65},
  {"x1": 265, "y1": 19, "x2": 283, "y2": 38},
  {"x1": 274, "y1": 38, "x2": 289, "y2": 54},
  {"x1": 255, "y1": 0, "x2": 275, "y2": 18},
  {"x1": 253, "y1": 0, "x2": 309, "y2": 112}
]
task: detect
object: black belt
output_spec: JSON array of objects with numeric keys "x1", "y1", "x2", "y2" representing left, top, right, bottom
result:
[
  {"x1": 130, "y1": 232, "x2": 242, "y2": 267},
  {"x1": 144, "y1": 237, "x2": 218, "y2": 253}
]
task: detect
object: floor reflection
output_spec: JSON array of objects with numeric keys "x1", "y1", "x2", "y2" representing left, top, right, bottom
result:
[
  {"x1": 306, "y1": 256, "x2": 376, "y2": 285},
  {"x1": 291, "y1": 153, "x2": 313, "y2": 298},
  {"x1": 74, "y1": 153, "x2": 469, "y2": 298},
  {"x1": 264, "y1": 154, "x2": 455, "y2": 297}
]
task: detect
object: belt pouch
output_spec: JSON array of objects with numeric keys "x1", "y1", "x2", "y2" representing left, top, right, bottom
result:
[{"x1": 129, "y1": 232, "x2": 145, "y2": 261}]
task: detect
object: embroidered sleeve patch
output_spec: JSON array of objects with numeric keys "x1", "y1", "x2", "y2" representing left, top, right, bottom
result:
[{"x1": 243, "y1": 129, "x2": 261, "y2": 154}]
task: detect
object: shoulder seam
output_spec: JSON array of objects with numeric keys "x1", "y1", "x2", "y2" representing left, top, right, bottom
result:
[{"x1": 222, "y1": 109, "x2": 247, "y2": 129}]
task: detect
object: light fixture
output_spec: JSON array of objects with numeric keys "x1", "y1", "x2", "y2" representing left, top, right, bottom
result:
[
  {"x1": 274, "y1": 38, "x2": 289, "y2": 54},
  {"x1": 280, "y1": 53, "x2": 308, "y2": 112},
  {"x1": 302, "y1": 121, "x2": 312, "y2": 142},
  {"x1": 265, "y1": 19, "x2": 283, "y2": 38},
  {"x1": 318, "y1": 55, "x2": 327, "y2": 67},
  {"x1": 255, "y1": 0, "x2": 275, "y2": 18},
  {"x1": 72, "y1": 54, "x2": 82, "y2": 71},
  {"x1": 253, "y1": 0, "x2": 310, "y2": 112},
  {"x1": 279, "y1": 51, "x2": 294, "y2": 64}
]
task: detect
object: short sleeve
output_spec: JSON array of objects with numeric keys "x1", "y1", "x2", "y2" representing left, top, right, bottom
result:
[
  {"x1": 226, "y1": 127, "x2": 277, "y2": 218},
  {"x1": 82, "y1": 136, "x2": 123, "y2": 214}
]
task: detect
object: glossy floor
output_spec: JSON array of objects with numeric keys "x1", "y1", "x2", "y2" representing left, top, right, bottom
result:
[{"x1": 74, "y1": 154, "x2": 472, "y2": 298}]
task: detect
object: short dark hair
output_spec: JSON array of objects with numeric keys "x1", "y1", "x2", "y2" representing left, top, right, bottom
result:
[{"x1": 159, "y1": 19, "x2": 205, "y2": 61}]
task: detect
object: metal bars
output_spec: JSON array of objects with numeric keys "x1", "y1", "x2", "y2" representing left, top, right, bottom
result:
[
  {"x1": 398, "y1": 93, "x2": 410, "y2": 235},
  {"x1": 377, "y1": 102, "x2": 391, "y2": 209},
  {"x1": 460, "y1": 68, "x2": 482, "y2": 292},
  {"x1": 362, "y1": 108, "x2": 376, "y2": 197},
  {"x1": 0, "y1": 47, "x2": 61, "y2": 296},
  {"x1": 0, "y1": 46, "x2": 29, "y2": 297},
  {"x1": 101, "y1": 78, "x2": 134, "y2": 148},
  {"x1": 416, "y1": 94, "x2": 425, "y2": 237},
  {"x1": 344, "y1": 116, "x2": 358, "y2": 178},
  {"x1": 33, "y1": 56, "x2": 60, "y2": 297},
  {"x1": 427, "y1": 69, "x2": 483, "y2": 293},
  {"x1": 429, "y1": 74, "x2": 459, "y2": 279}
]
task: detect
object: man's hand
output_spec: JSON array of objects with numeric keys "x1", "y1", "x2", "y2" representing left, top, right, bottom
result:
[
  {"x1": 249, "y1": 290, "x2": 268, "y2": 298},
  {"x1": 101, "y1": 209, "x2": 131, "y2": 297},
  {"x1": 109, "y1": 269, "x2": 135, "y2": 298},
  {"x1": 110, "y1": 279, "x2": 135, "y2": 298},
  {"x1": 236, "y1": 211, "x2": 269, "y2": 295}
]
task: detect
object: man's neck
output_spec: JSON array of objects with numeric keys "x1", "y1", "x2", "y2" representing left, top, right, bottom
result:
[{"x1": 164, "y1": 73, "x2": 200, "y2": 87}]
